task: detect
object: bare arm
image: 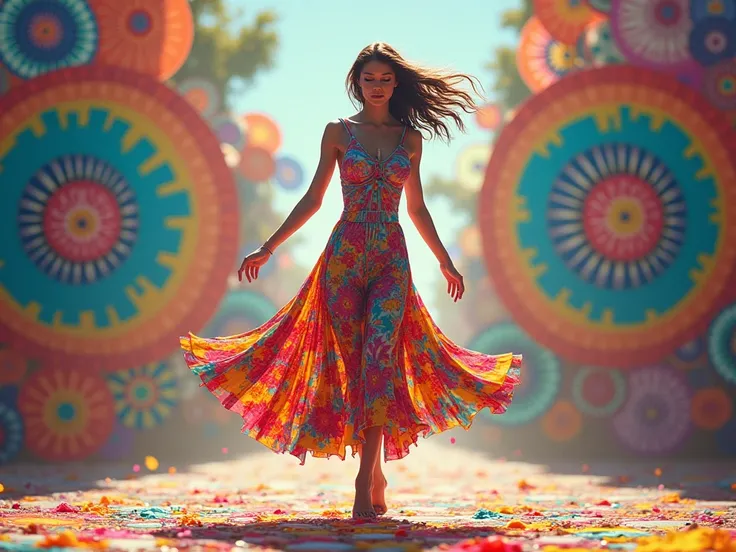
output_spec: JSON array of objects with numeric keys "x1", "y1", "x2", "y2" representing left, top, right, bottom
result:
[
  {"x1": 261, "y1": 121, "x2": 341, "y2": 253},
  {"x1": 404, "y1": 130, "x2": 452, "y2": 266}
]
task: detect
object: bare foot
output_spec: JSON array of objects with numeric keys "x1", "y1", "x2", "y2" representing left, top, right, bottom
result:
[
  {"x1": 371, "y1": 474, "x2": 388, "y2": 515},
  {"x1": 352, "y1": 473, "x2": 376, "y2": 520}
]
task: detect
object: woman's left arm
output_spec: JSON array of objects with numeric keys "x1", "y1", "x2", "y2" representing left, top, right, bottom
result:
[{"x1": 404, "y1": 130, "x2": 465, "y2": 301}]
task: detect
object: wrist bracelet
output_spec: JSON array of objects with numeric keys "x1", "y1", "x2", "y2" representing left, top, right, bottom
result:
[{"x1": 261, "y1": 244, "x2": 274, "y2": 256}]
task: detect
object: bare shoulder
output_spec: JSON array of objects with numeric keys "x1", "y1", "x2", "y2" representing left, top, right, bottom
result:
[{"x1": 404, "y1": 127, "x2": 423, "y2": 157}]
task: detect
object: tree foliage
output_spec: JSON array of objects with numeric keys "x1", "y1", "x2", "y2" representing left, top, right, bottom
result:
[
  {"x1": 485, "y1": 0, "x2": 534, "y2": 111},
  {"x1": 171, "y1": 0, "x2": 279, "y2": 108}
]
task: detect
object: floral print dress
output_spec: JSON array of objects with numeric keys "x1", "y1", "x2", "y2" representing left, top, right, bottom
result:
[{"x1": 180, "y1": 118, "x2": 522, "y2": 464}]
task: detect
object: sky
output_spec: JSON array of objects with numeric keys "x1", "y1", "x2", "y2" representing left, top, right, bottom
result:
[{"x1": 226, "y1": 0, "x2": 520, "y2": 312}]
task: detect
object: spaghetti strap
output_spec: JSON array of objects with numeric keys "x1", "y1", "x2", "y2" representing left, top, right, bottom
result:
[
  {"x1": 339, "y1": 118, "x2": 354, "y2": 138},
  {"x1": 399, "y1": 125, "x2": 408, "y2": 145}
]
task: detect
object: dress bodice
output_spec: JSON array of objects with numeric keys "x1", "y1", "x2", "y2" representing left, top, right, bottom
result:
[{"x1": 338, "y1": 118, "x2": 411, "y2": 222}]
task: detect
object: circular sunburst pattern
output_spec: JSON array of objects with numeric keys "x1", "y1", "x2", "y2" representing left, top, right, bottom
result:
[
  {"x1": 533, "y1": 0, "x2": 600, "y2": 44},
  {"x1": 88, "y1": 0, "x2": 193, "y2": 81},
  {"x1": 274, "y1": 155, "x2": 305, "y2": 191},
  {"x1": 479, "y1": 66, "x2": 736, "y2": 367},
  {"x1": 612, "y1": 365, "x2": 692, "y2": 454},
  {"x1": 0, "y1": 0, "x2": 98, "y2": 80},
  {"x1": 548, "y1": 144, "x2": 686, "y2": 290},
  {"x1": 467, "y1": 323, "x2": 561, "y2": 426},
  {"x1": 517, "y1": 15, "x2": 587, "y2": 93},
  {"x1": 243, "y1": 112, "x2": 281, "y2": 154},
  {"x1": 210, "y1": 112, "x2": 247, "y2": 151},
  {"x1": 584, "y1": 19, "x2": 626, "y2": 66},
  {"x1": 703, "y1": 58, "x2": 736, "y2": 111},
  {"x1": 691, "y1": 0, "x2": 736, "y2": 22},
  {"x1": 0, "y1": 66, "x2": 239, "y2": 372},
  {"x1": 0, "y1": 387, "x2": 24, "y2": 465},
  {"x1": 19, "y1": 366, "x2": 115, "y2": 461},
  {"x1": 107, "y1": 362, "x2": 178, "y2": 430},
  {"x1": 708, "y1": 303, "x2": 736, "y2": 384},
  {"x1": 177, "y1": 77, "x2": 220, "y2": 119},
  {"x1": 669, "y1": 336, "x2": 708, "y2": 370},
  {"x1": 688, "y1": 16, "x2": 736, "y2": 66},
  {"x1": 205, "y1": 289, "x2": 277, "y2": 338},
  {"x1": 571, "y1": 366, "x2": 627, "y2": 416},
  {"x1": 610, "y1": 0, "x2": 695, "y2": 72},
  {"x1": 541, "y1": 400, "x2": 583, "y2": 442},
  {"x1": 18, "y1": 154, "x2": 138, "y2": 285},
  {"x1": 690, "y1": 387, "x2": 733, "y2": 430},
  {"x1": 455, "y1": 144, "x2": 492, "y2": 193}
]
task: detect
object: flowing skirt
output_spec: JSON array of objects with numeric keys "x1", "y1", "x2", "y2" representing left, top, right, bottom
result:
[{"x1": 180, "y1": 219, "x2": 522, "y2": 464}]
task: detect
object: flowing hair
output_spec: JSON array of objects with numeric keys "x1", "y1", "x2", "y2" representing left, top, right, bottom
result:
[{"x1": 345, "y1": 42, "x2": 483, "y2": 142}]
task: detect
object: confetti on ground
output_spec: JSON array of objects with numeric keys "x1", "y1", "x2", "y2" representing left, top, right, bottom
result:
[{"x1": 0, "y1": 441, "x2": 734, "y2": 551}]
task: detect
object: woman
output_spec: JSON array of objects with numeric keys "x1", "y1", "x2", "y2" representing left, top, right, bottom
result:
[{"x1": 181, "y1": 42, "x2": 522, "y2": 520}]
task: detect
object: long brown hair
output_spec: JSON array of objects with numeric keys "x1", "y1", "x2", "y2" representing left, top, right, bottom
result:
[{"x1": 345, "y1": 42, "x2": 483, "y2": 142}]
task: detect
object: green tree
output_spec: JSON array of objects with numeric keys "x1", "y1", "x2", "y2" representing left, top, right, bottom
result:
[
  {"x1": 486, "y1": 0, "x2": 534, "y2": 111},
  {"x1": 170, "y1": 0, "x2": 279, "y2": 109}
]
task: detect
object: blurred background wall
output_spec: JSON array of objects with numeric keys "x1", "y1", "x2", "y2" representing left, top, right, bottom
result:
[{"x1": 0, "y1": 0, "x2": 734, "y2": 466}]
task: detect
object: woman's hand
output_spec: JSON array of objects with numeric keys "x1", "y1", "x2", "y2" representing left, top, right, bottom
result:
[
  {"x1": 238, "y1": 247, "x2": 272, "y2": 283},
  {"x1": 440, "y1": 262, "x2": 465, "y2": 302}
]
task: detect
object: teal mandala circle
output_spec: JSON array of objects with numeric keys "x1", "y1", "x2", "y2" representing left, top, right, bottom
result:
[
  {"x1": 571, "y1": 366, "x2": 626, "y2": 417},
  {"x1": 106, "y1": 362, "x2": 179, "y2": 430},
  {"x1": 708, "y1": 303, "x2": 736, "y2": 384},
  {"x1": 467, "y1": 322, "x2": 561, "y2": 426},
  {"x1": 0, "y1": 0, "x2": 98, "y2": 79},
  {"x1": 205, "y1": 289, "x2": 277, "y2": 337}
]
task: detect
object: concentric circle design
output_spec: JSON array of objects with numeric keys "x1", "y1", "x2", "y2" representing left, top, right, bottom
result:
[
  {"x1": 205, "y1": 289, "x2": 276, "y2": 338},
  {"x1": 533, "y1": 0, "x2": 600, "y2": 45},
  {"x1": 703, "y1": 59, "x2": 736, "y2": 111},
  {"x1": 243, "y1": 112, "x2": 281, "y2": 154},
  {"x1": 0, "y1": 0, "x2": 98, "y2": 79},
  {"x1": 584, "y1": 19, "x2": 626, "y2": 66},
  {"x1": 571, "y1": 366, "x2": 627, "y2": 416},
  {"x1": 541, "y1": 400, "x2": 583, "y2": 442},
  {"x1": 18, "y1": 155, "x2": 139, "y2": 285},
  {"x1": 518, "y1": 16, "x2": 587, "y2": 93},
  {"x1": 18, "y1": 366, "x2": 115, "y2": 460},
  {"x1": 467, "y1": 323, "x2": 561, "y2": 426},
  {"x1": 0, "y1": 388, "x2": 24, "y2": 465},
  {"x1": 0, "y1": 66, "x2": 239, "y2": 371},
  {"x1": 107, "y1": 362, "x2": 178, "y2": 429},
  {"x1": 690, "y1": 387, "x2": 733, "y2": 430},
  {"x1": 177, "y1": 77, "x2": 220, "y2": 119},
  {"x1": 669, "y1": 336, "x2": 708, "y2": 370},
  {"x1": 691, "y1": 0, "x2": 736, "y2": 22},
  {"x1": 475, "y1": 103, "x2": 503, "y2": 131},
  {"x1": 239, "y1": 145, "x2": 275, "y2": 183},
  {"x1": 88, "y1": 0, "x2": 194, "y2": 80},
  {"x1": 549, "y1": 144, "x2": 686, "y2": 290},
  {"x1": 479, "y1": 66, "x2": 736, "y2": 367},
  {"x1": 688, "y1": 16, "x2": 736, "y2": 66},
  {"x1": 0, "y1": 348, "x2": 28, "y2": 384},
  {"x1": 708, "y1": 303, "x2": 736, "y2": 384},
  {"x1": 210, "y1": 113, "x2": 247, "y2": 151},
  {"x1": 455, "y1": 144, "x2": 492, "y2": 193},
  {"x1": 612, "y1": 365, "x2": 692, "y2": 454},
  {"x1": 274, "y1": 155, "x2": 305, "y2": 191},
  {"x1": 610, "y1": 0, "x2": 695, "y2": 71}
]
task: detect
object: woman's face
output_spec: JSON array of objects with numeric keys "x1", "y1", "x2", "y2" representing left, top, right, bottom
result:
[{"x1": 358, "y1": 60, "x2": 397, "y2": 107}]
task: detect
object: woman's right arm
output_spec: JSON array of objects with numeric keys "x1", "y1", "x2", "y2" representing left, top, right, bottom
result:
[{"x1": 260, "y1": 121, "x2": 342, "y2": 253}]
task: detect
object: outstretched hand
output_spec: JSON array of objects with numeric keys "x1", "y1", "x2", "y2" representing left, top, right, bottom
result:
[
  {"x1": 440, "y1": 262, "x2": 465, "y2": 302},
  {"x1": 238, "y1": 247, "x2": 272, "y2": 283}
]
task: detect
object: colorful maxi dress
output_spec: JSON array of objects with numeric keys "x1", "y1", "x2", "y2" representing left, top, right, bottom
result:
[{"x1": 180, "y1": 118, "x2": 522, "y2": 464}]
